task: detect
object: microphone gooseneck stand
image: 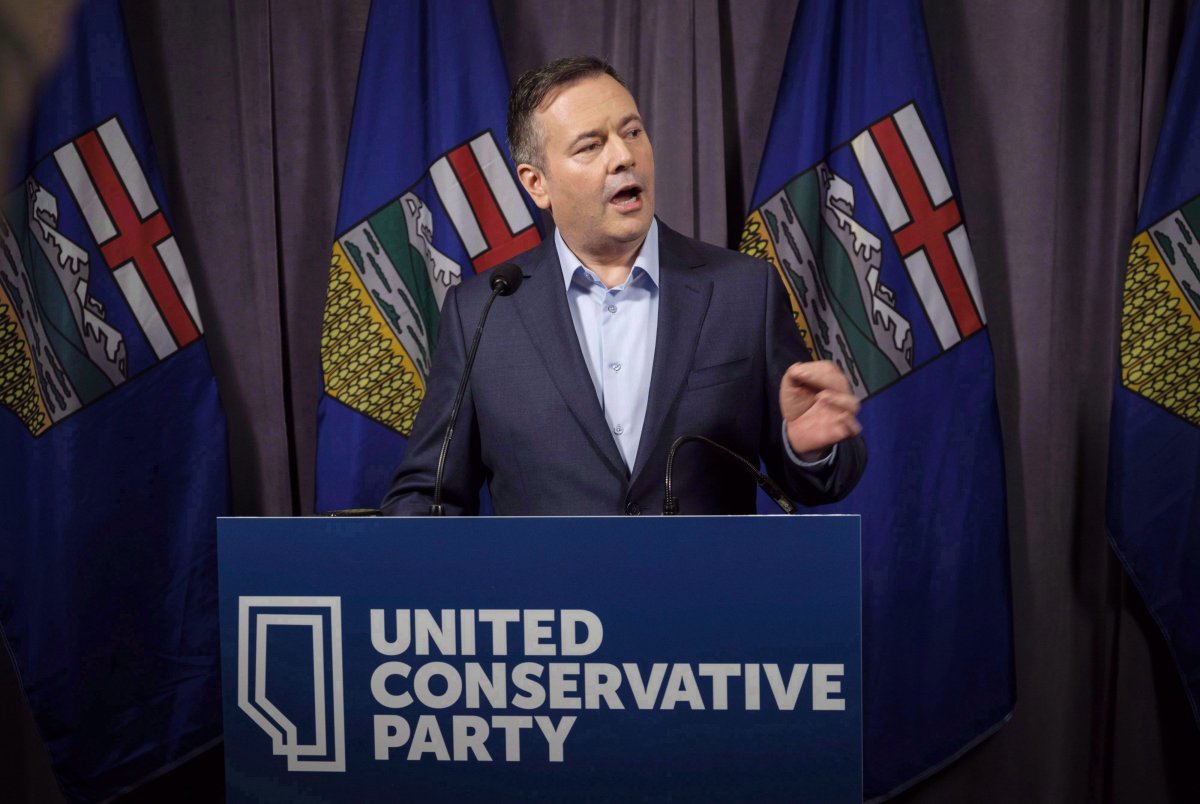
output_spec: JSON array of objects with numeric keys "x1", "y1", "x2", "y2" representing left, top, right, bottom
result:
[
  {"x1": 429, "y1": 263, "x2": 523, "y2": 515},
  {"x1": 662, "y1": 434, "x2": 797, "y2": 515}
]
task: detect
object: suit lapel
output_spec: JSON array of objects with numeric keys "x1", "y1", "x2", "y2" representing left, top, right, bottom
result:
[
  {"x1": 513, "y1": 239, "x2": 627, "y2": 478},
  {"x1": 630, "y1": 225, "x2": 712, "y2": 485}
]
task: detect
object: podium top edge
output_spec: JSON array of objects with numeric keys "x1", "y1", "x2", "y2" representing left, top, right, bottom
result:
[{"x1": 218, "y1": 514, "x2": 864, "y2": 520}]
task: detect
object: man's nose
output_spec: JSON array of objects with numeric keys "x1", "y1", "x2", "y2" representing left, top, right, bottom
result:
[{"x1": 608, "y1": 137, "x2": 634, "y2": 171}]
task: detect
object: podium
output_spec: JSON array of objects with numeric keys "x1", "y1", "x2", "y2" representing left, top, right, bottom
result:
[{"x1": 218, "y1": 515, "x2": 862, "y2": 802}]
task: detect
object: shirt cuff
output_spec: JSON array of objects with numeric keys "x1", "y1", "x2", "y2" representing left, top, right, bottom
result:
[{"x1": 782, "y1": 421, "x2": 838, "y2": 469}]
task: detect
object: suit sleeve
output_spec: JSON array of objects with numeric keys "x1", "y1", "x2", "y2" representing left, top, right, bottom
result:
[
  {"x1": 379, "y1": 284, "x2": 485, "y2": 515},
  {"x1": 759, "y1": 265, "x2": 867, "y2": 506}
]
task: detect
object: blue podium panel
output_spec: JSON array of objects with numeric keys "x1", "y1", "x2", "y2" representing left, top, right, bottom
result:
[{"x1": 218, "y1": 516, "x2": 861, "y2": 802}]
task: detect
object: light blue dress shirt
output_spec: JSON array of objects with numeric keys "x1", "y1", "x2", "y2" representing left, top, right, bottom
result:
[
  {"x1": 556, "y1": 222, "x2": 660, "y2": 470},
  {"x1": 555, "y1": 220, "x2": 834, "y2": 473}
]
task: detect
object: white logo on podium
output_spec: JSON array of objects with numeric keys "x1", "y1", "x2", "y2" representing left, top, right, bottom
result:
[{"x1": 237, "y1": 596, "x2": 346, "y2": 772}]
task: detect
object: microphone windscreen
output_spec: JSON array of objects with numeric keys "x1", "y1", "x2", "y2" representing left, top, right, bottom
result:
[{"x1": 490, "y1": 262, "x2": 524, "y2": 296}]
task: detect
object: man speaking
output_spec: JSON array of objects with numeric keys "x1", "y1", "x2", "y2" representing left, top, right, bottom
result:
[{"x1": 381, "y1": 57, "x2": 866, "y2": 516}]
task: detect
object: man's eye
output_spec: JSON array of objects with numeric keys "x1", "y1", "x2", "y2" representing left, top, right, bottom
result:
[{"x1": 626, "y1": 129, "x2": 642, "y2": 139}]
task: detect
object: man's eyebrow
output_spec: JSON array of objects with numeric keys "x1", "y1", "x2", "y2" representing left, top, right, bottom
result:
[
  {"x1": 567, "y1": 129, "x2": 603, "y2": 149},
  {"x1": 566, "y1": 115, "x2": 644, "y2": 150}
]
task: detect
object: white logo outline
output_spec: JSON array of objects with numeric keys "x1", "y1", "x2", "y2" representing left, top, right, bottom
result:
[{"x1": 237, "y1": 596, "x2": 346, "y2": 772}]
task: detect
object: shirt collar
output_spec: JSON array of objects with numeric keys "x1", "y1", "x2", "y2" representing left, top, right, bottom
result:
[{"x1": 555, "y1": 219, "x2": 660, "y2": 291}]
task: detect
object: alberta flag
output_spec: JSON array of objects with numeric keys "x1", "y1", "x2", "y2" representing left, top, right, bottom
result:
[
  {"x1": 0, "y1": 0, "x2": 229, "y2": 799},
  {"x1": 742, "y1": 1, "x2": 1013, "y2": 797},
  {"x1": 316, "y1": 0, "x2": 540, "y2": 511},
  {"x1": 1108, "y1": 6, "x2": 1200, "y2": 728}
]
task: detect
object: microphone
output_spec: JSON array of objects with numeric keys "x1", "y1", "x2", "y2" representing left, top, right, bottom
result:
[
  {"x1": 429, "y1": 262, "x2": 524, "y2": 515},
  {"x1": 489, "y1": 261, "x2": 523, "y2": 296},
  {"x1": 662, "y1": 435, "x2": 796, "y2": 515}
]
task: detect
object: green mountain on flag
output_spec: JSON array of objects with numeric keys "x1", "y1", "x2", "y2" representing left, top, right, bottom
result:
[
  {"x1": 742, "y1": 162, "x2": 913, "y2": 399},
  {"x1": 324, "y1": 189, "x2": 460, "y2": 437}
]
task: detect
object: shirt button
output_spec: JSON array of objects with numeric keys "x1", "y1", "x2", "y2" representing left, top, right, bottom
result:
[
  {"x1": 611, "y1": 362, "x2": 622, "y2": 372},
  {"x1": 607, "y1": 304, "x2": 617, "y2": 313},
  {"x1": 613, "y1": 424, "x2": 624, "y2": 435},
  {"x1": 625, "y1": 502, "x2": 642, "y2": 515}
]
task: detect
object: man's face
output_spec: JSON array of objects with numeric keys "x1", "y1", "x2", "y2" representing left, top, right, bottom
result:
[{"x1": 517, "y1": 74, "x2": 655, "y2": 262}]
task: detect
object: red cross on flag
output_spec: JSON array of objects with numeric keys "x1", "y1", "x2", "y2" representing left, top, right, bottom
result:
[
  {"x1": 852, "y1": 103, "x2": 985, "y2": 349},
  {"x1": 54, "y1": 117, "x2": 203, "y2": 359},
  {"x1": 429, "y1": 132, "x2": 542, "y2": 272}
]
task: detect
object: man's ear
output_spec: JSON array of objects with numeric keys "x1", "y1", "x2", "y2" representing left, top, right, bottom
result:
[{"x1": 517, "y1": 164, "x2": 551, "y2": 210}]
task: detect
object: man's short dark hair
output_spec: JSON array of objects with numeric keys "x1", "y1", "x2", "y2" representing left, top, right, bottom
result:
[{"x1": 507, "y1": 56, "x2": 627, "y2": 169}]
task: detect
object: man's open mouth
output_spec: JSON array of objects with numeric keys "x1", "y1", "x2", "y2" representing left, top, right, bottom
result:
[{"x1": 609, "y1": 183, "x2": 643, "y2": 209}]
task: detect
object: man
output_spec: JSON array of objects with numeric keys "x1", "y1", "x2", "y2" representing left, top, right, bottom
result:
[{"x1": 381, "y1": 56, "x2": 865, "y2": 516}]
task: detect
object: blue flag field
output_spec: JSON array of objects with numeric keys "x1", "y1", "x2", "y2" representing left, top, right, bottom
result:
[
  {"x1": 0, "y1": 0, "x2": 230, "y2": 799},
  {"x1": 741, "y1": 1, "x2": 1014, "y2": 797},
  {"x1": 1107, "y1": 6, "x2": 1200, "y2": 730},
  {"x1": 315, "y1": 0, "x2": 541, "y2": 512}
]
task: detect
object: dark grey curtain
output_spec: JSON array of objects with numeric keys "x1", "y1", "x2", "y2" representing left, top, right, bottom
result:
[{"x1": 3, "y1": 0, "x2": 1199, "y2": 800}]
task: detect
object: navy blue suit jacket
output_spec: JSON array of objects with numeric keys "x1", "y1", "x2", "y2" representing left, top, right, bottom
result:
[{"x1": 380, "y1": 223, "x2": 866, "y2": 515}]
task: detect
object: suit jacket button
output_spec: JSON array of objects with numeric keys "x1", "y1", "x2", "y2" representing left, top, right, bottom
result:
[{"x1": 625, "y1": 502, "x2": 642, "y2": 515}]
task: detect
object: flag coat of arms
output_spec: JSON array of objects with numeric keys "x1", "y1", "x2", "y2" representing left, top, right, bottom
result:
[
  {"x1": 0, "y1": 0, "x2": 229, "y2": 799},
  {"x1": 1108, "y1": 5, "x2": 1200, "y2": 728},
  {"x1": 742, "y1": 1, "x2": 1013, "y2": 797},
  {"x1": 316, "y1": 0, "x2": 540, "y2": 511}
]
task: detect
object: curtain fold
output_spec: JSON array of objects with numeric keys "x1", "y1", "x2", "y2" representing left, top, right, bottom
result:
[
  {"x1": 124, "y1": 0, "x2": 289, "y2": 515},
  {"x1": 924, "y1": 1, "x2": 1182, "y2": 797}
]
